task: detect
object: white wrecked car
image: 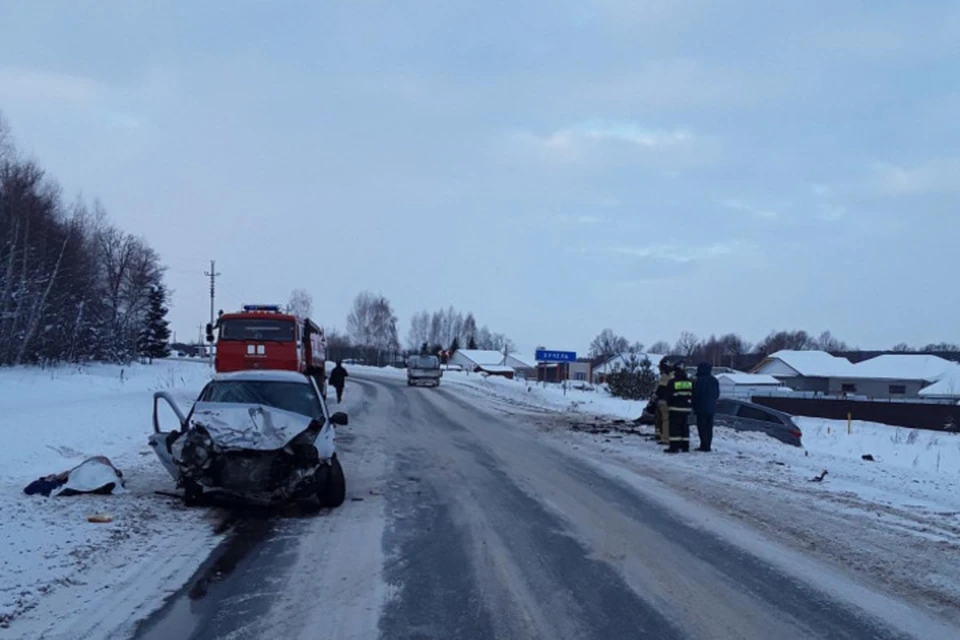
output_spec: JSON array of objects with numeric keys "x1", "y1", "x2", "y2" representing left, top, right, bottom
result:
[{"x1": 148, "y1": 370, "x2": 349, "y2": 507}]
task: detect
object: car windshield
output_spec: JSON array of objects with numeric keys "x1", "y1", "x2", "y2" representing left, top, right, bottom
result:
[
  {"x1": 219, "y1": 318, "x2": 295, "y2": 342},
  {"x1": 199, "y1": 380, "x2": 323, "y2": 421}
]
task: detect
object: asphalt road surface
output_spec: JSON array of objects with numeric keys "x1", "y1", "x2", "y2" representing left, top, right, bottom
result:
[{"x1": 131, "y1": 374, "x2": 958, "y2": 640}]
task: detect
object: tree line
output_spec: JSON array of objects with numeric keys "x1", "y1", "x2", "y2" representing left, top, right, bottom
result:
[
  {"x1": 319, "y1": 293, "x2": 517, "y2": 365},
  {"x1": 406, "y1": 306, "x2": 515, "y2": 355},
  {"x1": 0, "y1": 115, "x2": 171, "y2": 366},
  {"x1": 590, "y1": 327, "x2": 960, "y2": 367}
]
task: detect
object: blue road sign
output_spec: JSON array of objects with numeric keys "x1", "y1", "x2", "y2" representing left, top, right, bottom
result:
[{"x1": 535, "y1": 349, "x2": 577, "y2": 363}]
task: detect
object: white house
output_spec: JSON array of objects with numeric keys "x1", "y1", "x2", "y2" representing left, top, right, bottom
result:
[
  {"x1": 716, "y1": 373, "x2": 787, "y2": 399},
  {"x1": 753, "y1": 350, "x2": 960, "y2": 399},
  {"x1": 448, "y1": 350, "x2": 536, "y2": 378},
  {"x1": 751, "y1": 350, "x2": 856, "y2": 393}
]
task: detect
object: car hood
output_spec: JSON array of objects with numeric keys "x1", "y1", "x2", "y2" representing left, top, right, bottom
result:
[{"x1": 188, "y1": 402, "x2": 318, "y2": 451}]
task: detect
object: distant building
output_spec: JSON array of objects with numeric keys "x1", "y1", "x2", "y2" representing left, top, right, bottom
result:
[
  {"x1": 752, "y1": 350, "x2": 960, "y2": 400},
  {"x1": 448, "y1": 349, "x2": 536, "y2": 379},
  {"x1": 717, "y1": 373, "x2": 787, "y2": 399}
]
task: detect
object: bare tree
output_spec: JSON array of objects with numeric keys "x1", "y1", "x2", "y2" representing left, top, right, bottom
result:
[
  {"x1": 891, "y1": 342, "x2": 913, "y2": 352},
  {"x1": 346, "y1": 291, "x2": 398, "y2": 364},
  {"x1": 754, "y1": 330, "x2": 816, "y2": 355},
  {"x1": 0, "y1": 119, "x2": 168, "y2": 365},
  {"x1": 589, "y1": 329, "x2": 631, "y2": 359},
  {"x1": 347, "y1": 291, "x2": 377, "y2": 346},
  {"x1": 648, "y1": 340, "x2": 671, "y2": 354},
  {"x1": 406, "y1": 310, "x2": 431, "y2": 351},
  {"x1": 490, "y1": 332, "x2": 516, "y2": 356},
  {"x1": 923, "y1": 342, "x2": 960, "y2": 352},
  {"x1": 428, "y1": 311, "x2": 443, "y2": 348},
  {"x1": 674, "y1": 331, "x2": 701, "y2": 358},
  {"x1": 476, "y1": 325, "x2": 493, "y2": 350},
  {"x1": 286, "y1": 288, "x2": 313, "y2": 318},
  {"x1": 462, "y1": 313, "x2": 478, "y2": 349},
  {"x1": 814, "y1": 330, "x2": 848, "y2": 352}
]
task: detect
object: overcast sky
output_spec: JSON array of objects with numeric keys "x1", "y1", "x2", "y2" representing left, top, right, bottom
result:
[{"x1": 1, "y1": 1, "x2": 957, "y2": 358}]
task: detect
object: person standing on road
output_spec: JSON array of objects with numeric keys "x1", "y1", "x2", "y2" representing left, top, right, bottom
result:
[
  {"x1": 692, "y1": 362, "x2": 720, "y2": 452},
  {"x1": 664, "y1": 361, "x2": 693, "y2": 453},
  {"x1": 329, "y1": 360, "x2": 349, "y2": 404},
  {"x1": 654, "y1": 358, "x2": 674, "y2": 445}
]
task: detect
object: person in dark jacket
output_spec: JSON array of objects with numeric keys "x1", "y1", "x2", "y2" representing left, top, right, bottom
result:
[
  {"x1": 329, "y1": 360, "x2": 348, "y2": 403},
  {"x1": 692, "y1": 362, "x2": 720, "y2": 452},
  {"x1": 664, "y1": 362, "x2": 693, "y2": 453}
]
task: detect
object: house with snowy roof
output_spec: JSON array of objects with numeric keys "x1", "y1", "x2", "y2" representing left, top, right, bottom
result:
[
  {"x1": 751, "y1": 350, "x2": 857, "y2": 393},
  {"x1": 752, "y1": 350, "x2": 960, "y2": 399},
  {"x1": 448, "y1": 349, "x2": 536, "y2": 378}
]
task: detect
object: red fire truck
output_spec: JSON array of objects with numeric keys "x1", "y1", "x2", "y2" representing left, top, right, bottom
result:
[{"x1": 206, "y1": 304, "x2": 328, "y2": 399}]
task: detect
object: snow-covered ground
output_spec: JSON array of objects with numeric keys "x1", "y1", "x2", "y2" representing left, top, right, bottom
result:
[
  {"x1": 5, "y1": 360, "x2": 960, "y2": 635},
  {"x1": 357, "y1": 364, "x2": 960, "y2": 622},
  {"x1": 0, "y1": 360, "x2": 225, "y2": 638}
]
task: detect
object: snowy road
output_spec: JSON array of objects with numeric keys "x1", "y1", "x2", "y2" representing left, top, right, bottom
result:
[{"x1": 127, "y1": 373, "x2": 959, "y2": 640}]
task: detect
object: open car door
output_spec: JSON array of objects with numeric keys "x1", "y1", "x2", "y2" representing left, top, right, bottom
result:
[{"x1": 147, "y1": 390, "x2": 188, "y2": 483}]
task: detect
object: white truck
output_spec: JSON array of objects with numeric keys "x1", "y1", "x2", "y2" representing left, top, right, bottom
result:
[{"x1": 407, "y1": 355, "x2": 442, "y2": 387}]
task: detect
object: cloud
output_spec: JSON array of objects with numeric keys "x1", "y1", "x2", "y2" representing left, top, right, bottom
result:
[
  {"x1": 816, "y1": 204, "x2": 847, "y2": 222},
  {"x1": 0, "y1": 67, "x2": 103, "y2": 105},
  {"x1": 866, "y1": 159, "x2": 960, "y2": 196},
  {"x1": 720, "y1": 198, "x2": 779, "y2": 220},
  {"x1": 510, "y1": 119, "x2": 695, "y2": 163},
  {"x1": 596, "y1": 241, "x2": 749, "y2": 264},
  {"x1": 550, "y1": 119, "x2": 694, "y2": 149}
]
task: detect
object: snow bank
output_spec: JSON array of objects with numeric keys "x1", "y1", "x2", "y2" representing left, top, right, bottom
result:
[
  {"x1": 0, "y1": 359, "x2": 224, "y2": 636},
  {"x1": 797, "y1": 417, "x2": 960, "y2": 476}
]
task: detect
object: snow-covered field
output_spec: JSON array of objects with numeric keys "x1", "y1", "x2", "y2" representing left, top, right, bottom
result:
[
  {"x1": 359, "y1": 365, "x2": 960, "y2": 621},
  {"x1": 0, "y1": 360, "x2": 224, "y2": 638}
]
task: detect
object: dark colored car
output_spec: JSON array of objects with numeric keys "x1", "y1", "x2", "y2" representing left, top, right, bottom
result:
[{"x1": 691, "y1": 398, "x2": 803, "y2": 447}]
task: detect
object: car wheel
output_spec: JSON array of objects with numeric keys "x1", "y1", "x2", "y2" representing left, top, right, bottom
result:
[{"x1": 318, "y1": 455, "x2": 346, "y2": 508}]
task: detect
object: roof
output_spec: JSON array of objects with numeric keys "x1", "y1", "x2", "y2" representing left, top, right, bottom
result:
[
  {"x1": 717, "y1": 373, "x2": 782, "y2": 386},
  {"x1": 213, "y1": 370, "x2": 312, "y2": 384},
  {"x1": 452, "y1": 350, "x2": 507, "y2": 365},
  {"x1": 918, "y1": 365, "x2": 960, "y2": 397},
  {"x1": 851, "y1": 354, "x2": 958, "y2": 381},
  {"x1": 508, "y1": 354, "x2": 536, "y2": 369},
  {"x1": 478, "y1": 365, "x2": 515, "y2": 373},
  {"x1": 755, "y1": 350, "x2": 856, "y2": 377}
]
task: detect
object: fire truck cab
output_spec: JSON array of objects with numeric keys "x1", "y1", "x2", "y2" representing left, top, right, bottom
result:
[{"x1": 206, "y1": 304, "x2": 328, "y2": 400}]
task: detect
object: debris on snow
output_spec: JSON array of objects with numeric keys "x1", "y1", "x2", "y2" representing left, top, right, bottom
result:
[{"x1": 0, "y1": 360, "x2": 224, "y2": 635}]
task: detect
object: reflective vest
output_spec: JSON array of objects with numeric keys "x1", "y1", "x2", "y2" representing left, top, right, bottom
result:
[{"x1": 668, "y1": 379, "x2": 693, "y2": 412}]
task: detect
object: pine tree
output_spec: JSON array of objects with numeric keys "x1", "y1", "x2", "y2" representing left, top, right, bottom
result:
[
  {"x1": 467, "y1": 335, "x2": 478, "y2": 350},
  {"x1": 139, "y1": 283, "x2": 172, "y2": 363},
  {"x1": 450, "y1": 336, "x2": 460, "y2": 353}
]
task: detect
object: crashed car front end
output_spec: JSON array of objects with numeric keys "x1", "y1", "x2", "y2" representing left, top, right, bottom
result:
[{"x1": 160, "y1": 402, "x2": 334, "y2": 504}]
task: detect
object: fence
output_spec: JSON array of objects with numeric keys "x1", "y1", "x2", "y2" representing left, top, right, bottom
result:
[{"x1": 751, "y1": 395, "x2": 959, "y2": 432}]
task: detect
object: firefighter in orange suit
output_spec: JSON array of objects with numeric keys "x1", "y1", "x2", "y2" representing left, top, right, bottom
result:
[
  {"x1": 664, "y1": 361, "x2": 694, "y2": 453},
  {"x1": 653, "y1": 358, "x2": 674, "y2": 444}
]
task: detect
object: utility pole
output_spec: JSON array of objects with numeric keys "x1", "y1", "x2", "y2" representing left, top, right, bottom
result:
[{"x1": 204, "y1": 260, "x2": 221, "y2": 366}]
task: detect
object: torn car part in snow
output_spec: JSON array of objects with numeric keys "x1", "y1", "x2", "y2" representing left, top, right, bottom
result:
[{"x1": 23, "y1": 456, "x2": 126, "y2": 497}]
